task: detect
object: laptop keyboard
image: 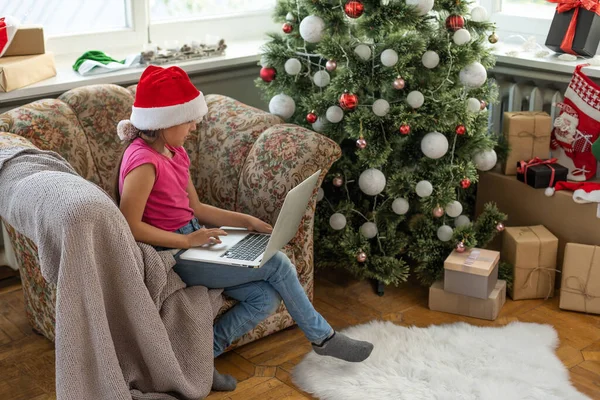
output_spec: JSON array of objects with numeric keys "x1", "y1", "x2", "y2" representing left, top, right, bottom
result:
[{"x1": 221, "y1": 233, "x2": 269, "y2": 261}]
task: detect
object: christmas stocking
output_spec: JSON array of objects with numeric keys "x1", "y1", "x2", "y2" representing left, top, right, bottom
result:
[
  {"x1": 0, "y1": 17, "x2": 19, "y2": 57},
  {"x1": 551, "y1": 64, "x2": 600, "y2": 181}
]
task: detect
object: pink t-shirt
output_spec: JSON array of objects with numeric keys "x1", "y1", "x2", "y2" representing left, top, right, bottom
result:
[{"x1": 119, "y1": 138, "x2": 194, "y2": 231}]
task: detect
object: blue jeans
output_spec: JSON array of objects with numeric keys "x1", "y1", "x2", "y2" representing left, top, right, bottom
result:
[{"x1": 171, "y1": 218, "x2": 333, "y2": 357}]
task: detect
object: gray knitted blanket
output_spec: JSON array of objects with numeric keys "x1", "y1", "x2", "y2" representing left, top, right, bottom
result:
[{"x1": 0, "y1": 147, "x2": 222, "y2": 400}]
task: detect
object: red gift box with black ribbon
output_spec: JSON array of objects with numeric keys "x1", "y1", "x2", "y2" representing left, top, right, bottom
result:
[
  {"x1": 517, "y1": 157, "x2": 569, "y2": 188},
  {"x1": 545, "y1": 0, "x2": 600, "y2": 56}
]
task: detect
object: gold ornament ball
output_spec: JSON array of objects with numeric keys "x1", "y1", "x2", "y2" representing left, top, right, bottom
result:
[
  {"x1": 432, "y1": 206, "x2": 445, "y2": 218},
  {"x1": 333, "y1": 176, "x2": 344, "y2": 187},
  {"x1": 356, "y1": 251, "x2": 367, "y2": 263},
  {"x1": 488, "y1": 32, "x2": 499, "y2": 44}
]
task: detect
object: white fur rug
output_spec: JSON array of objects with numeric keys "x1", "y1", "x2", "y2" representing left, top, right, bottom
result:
[{"x1": 293, "y1": 321, "x2": 589, "y2": 400}]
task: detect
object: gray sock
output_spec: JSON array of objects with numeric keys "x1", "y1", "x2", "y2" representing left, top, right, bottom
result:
[
  {"x1": 311, "y1": 331, "x2": 374, "y2": 363},
  {"x1": 212, "y1": 368, "x2": 237, "y2": 392}
]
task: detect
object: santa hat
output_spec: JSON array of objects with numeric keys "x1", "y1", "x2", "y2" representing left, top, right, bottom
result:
[
  {"x1": 118, "y1": 65, "x2": 208, "y2": 140},
  {"x1": 0, "y1": 17, "x2": 20, "y2": 58},
  {"x1": 545, "y1": 181, "x2": 600, "y2": 217}
]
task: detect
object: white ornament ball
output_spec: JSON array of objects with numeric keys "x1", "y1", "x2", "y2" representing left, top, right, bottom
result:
[
  {"x1": 545, "y1": 187, "x2": 555, "y2": 197},
  {"x1": 453, "y1": 29, "x2": 471, "y2": 46},
  {"x1": 467, "y1": 97, "x2": 481, "y2": 113},
  {"x1": 416, "y1": 180, "x2": 433, "y2": 198},
  {"x1": 372, "y1": 99, "x2": 390, "y2": 117},
  {"x1": 359, "y1": 169, "x2": 386, "y2": 196},
  {"x1": 317, "y1": 187, "x2": 325, "y2": 202},
  {"x1": 421, "y1": 131, "x2": 449, "y2": 159},
  {"x1": 313, "y1": 70, "x2": 331, "y2": 87},
  {"x1": 354, "y1": 44, "x2": 372, "y2": 61},
  {"x1": 269, "y1": 94, "x2": 296, "y2": 120},
  {"x1": 299, "y1": 15, "x2": 326, "y2": 43},
  {"x1": 445, "y1": 200, "x2": 463, "y2": 218},
  {"x1": 422, "y1": 50, "x2": 440, "y2": 69},
  {"x1": 407, "y1": 90, "x2": 425, "y2": 108},
  {"x1": 406, "y1": 0, "x2": 435, "y2": 15},
  {"x1": 392, "y1": 198, "x2": 410, "y2": 215},
  {"x1": 470, "y1": 6, "x2": 488, "y2": 22},
  {"x1": 286, "y1": 12, "x2": 295, "y2": 21},
  {"x1": 284, "y1": 58, "x2": 302, "y2": 75},
  {"x1": 455, "y1": 215, "x2": 471, "y2": 228},
  {"x1": 473, "y1": 149, "x2": 497, "y2": 171},
  {"x1": 360, "y1": 222, "x2": 378, "y2": 239},
  {"x1": 312, "y1": 117, "x2": 327, "y2": 133},
  {"x1": 437, "y1": 225, "x2": 454, "y2": 242},
  {"x1": 459, "y1": 61, "x2": 487, "y2": 89},
  {"x1": 329, "y1": 213, "x2": 347, "y2": 230},
  {"x1": 380, "y1": 49, "x2": 399, "y2": 67},
  {"x1": 326, "y1": 106, "x2": 344, "y2": 123}
]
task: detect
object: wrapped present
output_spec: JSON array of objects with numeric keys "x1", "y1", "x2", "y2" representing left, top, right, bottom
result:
[
  {"x1": 2, "y1": 26, "x2": 45, "y2": 57},
  {"x1": 444, "y1": 248, "x2": 500, "y2": 299},
  {"x1": 429, "y1": 280, "x2": 507, "y2": 321},
  {"x1": 502, "y1": 112, "x2": 552, "y2": 175},
  {"x1": 516, "y1": 157, "x2": 568, "y2": 188},
  {"x1": 545, "y1": 0, "x2": 600, "y2": 57},
  {"x1": 503, "y1": 226, "x2": 559, "y2": 300},
  {"x1": 560, "y1": 243, "x2": 600, "y2": 314},
  {"x1": 0, "y1": 53, "x2": 56, "y2": 92}
]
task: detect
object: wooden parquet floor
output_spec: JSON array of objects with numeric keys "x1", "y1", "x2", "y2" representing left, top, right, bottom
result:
[{"x1": 1, "y1": 265, "x2": 600, "y2": 399}]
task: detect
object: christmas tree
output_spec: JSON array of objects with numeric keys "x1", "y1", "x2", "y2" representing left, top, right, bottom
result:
[{"x1": 256, "y1": 0, "x2": 507, "y2": 287}]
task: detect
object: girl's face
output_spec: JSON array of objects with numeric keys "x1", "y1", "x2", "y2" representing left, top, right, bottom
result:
[{"x1": 162, "y1": 121, "x2": 197, "y2": 147}]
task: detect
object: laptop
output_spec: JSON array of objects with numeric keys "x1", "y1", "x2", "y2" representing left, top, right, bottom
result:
[{"x1": 178, "y1": 170, "x2": 321, "y2": 268}]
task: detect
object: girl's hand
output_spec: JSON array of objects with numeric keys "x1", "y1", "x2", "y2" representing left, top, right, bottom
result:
[
  {"x1": 245, "y1": 216, "x2": 273, "y2": 234},
  {"x1": 186, "y1": 228, "x2": 228, "y2": 248}
]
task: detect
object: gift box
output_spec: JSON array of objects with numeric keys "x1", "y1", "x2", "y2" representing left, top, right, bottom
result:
[
  {"x1": 0, "y1": 53, "x2": 56, "y2": 92},
  {"x1": 516, "y1": 158, "x2": 568, "y2": 188},
  {"x1": 545, "y1": 2, "x2": 600, "y2": 57},
  {"x1": 559, "y1": 243, "x2": 600, "y2": 314},
  {"x1": 502, "y1": 226, "x2": 559, "y2": 300},
  {"x1": 429, "y1": 280, "x2": 507, "y2": 321},
  {"x1": 444, "y1": 248, "x2": 500, "y2": 299},
  {"x1": 502, "y1": 112, "x2": 552, "y2": 175},
  {"x1": 2, "y1": 26, "x2": 45, "y2": 57}
]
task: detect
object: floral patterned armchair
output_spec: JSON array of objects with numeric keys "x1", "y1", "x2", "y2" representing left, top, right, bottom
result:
[{"x1": 0, "y1": 84, "x2": 341, "y2": 349}]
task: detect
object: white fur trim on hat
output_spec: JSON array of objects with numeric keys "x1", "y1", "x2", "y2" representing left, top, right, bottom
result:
[{"x1": 130, "y1": 92, "x2": 208, "y2": 131}]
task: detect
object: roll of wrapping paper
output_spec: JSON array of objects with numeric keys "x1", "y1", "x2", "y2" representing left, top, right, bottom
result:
[{"x1": 502, "y1": 112, "x2": 552, "y2": 175}]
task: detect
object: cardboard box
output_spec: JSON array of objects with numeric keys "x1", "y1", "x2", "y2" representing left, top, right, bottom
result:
[
  {"x1": 516, "y1": 161, "x2": 568, "y2": 189},
  {"x1": 545, "y1": 9, "x2": 600, "y2": 57},
  {"x1": 444, "y1": 248, "x2": 500, "y2": 299},
  {"x1": 503, "y1": 226, "x2": 559, "y2": 300},
  {"x1": 3, "y1": 26, "x2": 45, "y2": 57},
  {"x1": 429, "y1": 280, "x2": 507, "y2": 321},
  {"x1": 475, "y1": 171, "x2": 600, "y2": 273},
  {"x1": 559, "y1": 243, "x2": 600, "y2": 314},
  {"x1": 502, "y1": 112, "x2": 552, "y2": 175},
  {"x1": 0, "y1": 53, "x2": 56, "y2": 92}
]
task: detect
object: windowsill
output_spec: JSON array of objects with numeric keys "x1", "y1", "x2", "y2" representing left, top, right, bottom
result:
[{"x1": 0, "y1": 39, "x2": 266, "y2": 104}]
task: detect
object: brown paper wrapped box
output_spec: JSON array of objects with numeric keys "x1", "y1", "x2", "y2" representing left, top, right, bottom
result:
[
  {"x1": 503, "y1": 226, "x2": 559, "y2": 300},
  {"x1": 444, "y1": 248, "x2": 499, "y2": 299},
  {"x1": 502, "y1": 112, "x2": 552, "y2": 175},
  {"x1": 0, "y1": 53, "x2": 56, "y2": 92},
  {"x1": 559, "y1": 243, "x2": 600, "y2": 314},
  {"x1": 2, "y1": 26, "x2": 45, "y2": 57},
  {"x1": 429, "y1": 280, "x2": 507, "y2": 320}
]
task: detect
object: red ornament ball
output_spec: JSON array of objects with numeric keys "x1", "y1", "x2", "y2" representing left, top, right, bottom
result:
[
  {"x1": 399, "y1": 124, "x2": 411, "y2": 135},
  {"x1": 333, "y1": 175, "x2": 344, "y2": 187},
  {"x1": 432, "y1": 206, "x2": 445, "y2": 218},
  {"x1": 306, "y1": 112, "x2": 318, "y2": 124},
  {"x1": 339, "y1": 92, "x2": 359, "y2": 110},
  {"x1": 446, "y1": 15, "x2": 465, "y2": 32},
  {"x1": 455, "y1": 125, "x2": 466, "y2": 135},
  {"x1": 282, "y1": 23, "x2": 293, "y2": 34},
  {"x1": 260, "y1": 67, "x2": 276, "y2": 82},
  {"x1": 480, "y1": 100, "x2": 488, "y2": 110},
  {"x1": 344, "y1": 0, "x2": 365, "y2": 19},
  {"x1": 496, "y1": 222, "x2": 505, "y2": 232},
  {"x1": 356, "y1": 137, "x2": 367, "y2": 149},
  {"x1": 456, "y1": 241, "x2": 466, "y2": 253},
  {"x1": 460, "y1": 178, "x2": 471, "y2": 189},
  {"x1": 356, "y1": 251, "x2": 367, "y2": 263}
]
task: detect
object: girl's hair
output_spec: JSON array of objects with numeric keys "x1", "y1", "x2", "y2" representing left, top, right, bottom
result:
[{"x1": 112, "y1": 129, "x2": 160, "y2": 205}]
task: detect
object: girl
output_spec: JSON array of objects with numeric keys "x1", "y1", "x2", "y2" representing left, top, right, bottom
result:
[{"x1": 116, "y1": 65, "x2": 374, "y2": 392}]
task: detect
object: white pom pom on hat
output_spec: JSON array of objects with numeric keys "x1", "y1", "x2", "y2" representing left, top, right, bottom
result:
[{"x1": 117, "y1": 120, "x2": 139, "y2": 141}]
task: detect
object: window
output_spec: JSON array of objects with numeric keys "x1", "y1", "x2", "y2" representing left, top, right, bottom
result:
[
  {"x1": 150, "y1": 0, "x2": 274, "y2": 21},
  {"x1": 501, "y1": 0, "x2": 555, "y2": 18}
]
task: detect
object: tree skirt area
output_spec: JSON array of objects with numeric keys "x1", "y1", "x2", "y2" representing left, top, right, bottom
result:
[{"x1": 293, "y1": 321, "x2": 589, "y2": 400}]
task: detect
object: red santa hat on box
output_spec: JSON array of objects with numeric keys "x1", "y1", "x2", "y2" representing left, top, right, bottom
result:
[
  {"x1": 0, "y1": 16, "x2": 20, "y2": 58},
  {"x1": 117, "y1": 65, "x2": 208, "y2": 140},
  {"x1": 545, "y1": 181, "x2": 600, "y2": 218}
]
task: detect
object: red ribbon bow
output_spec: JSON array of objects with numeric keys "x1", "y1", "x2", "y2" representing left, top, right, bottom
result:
[
  {"x1": 517, "y1": 157, "x2": 559, "y2": 186},
  {"x1": 547, "y1": 0, "x2": 600, "y2": 54}
]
